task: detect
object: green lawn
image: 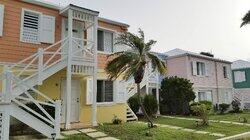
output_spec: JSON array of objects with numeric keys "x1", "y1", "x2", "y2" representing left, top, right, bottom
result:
[
  {"x1": 152, "y1": 117, "x2": 250, "y2": 136},
  {"x1": 177, "y1": 112, "x2": 250, "y2": 123},
  {"x1": 209, "y1": 113, "x2": 250, "y2": 123},
  {"x1": 98, "y1": 123, "x2": 218, "y2": 140},
  {"x1": 62, "y1": 134, "x2": 93, "y2": 140}
]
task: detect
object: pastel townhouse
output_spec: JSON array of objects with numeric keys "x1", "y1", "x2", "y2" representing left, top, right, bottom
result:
[
  {"x1": 0, "y1": 0, "x2": 140, "y2": 139},
  {"x1": 232, "y1": 60, "x2": 250, "y2": 109},
  {"x1": 165, "y1": 49, "x2": 233, "y2": 105}
]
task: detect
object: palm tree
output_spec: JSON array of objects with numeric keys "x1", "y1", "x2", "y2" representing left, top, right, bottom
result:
[
  {"x1": 105, "y1": 29, "x2": 167, "y2": 128},
  {"x1": 241, "y1": 10, "x2": 250, "y2": 27}
]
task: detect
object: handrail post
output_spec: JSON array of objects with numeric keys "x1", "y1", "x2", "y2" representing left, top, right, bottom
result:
[
  {"x1": 54, "y1": 100, "x2": 61, "y2": 139},
  {"x1": 38, "y1": 48, "x2": 44, "y2": 85},
  {"x1": 2, "y1": 66, "x2": 12, "y2": 103}
]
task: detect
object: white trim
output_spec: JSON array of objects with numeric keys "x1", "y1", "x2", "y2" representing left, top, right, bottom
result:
[
  {"x1": 21, "y1": 0, "x2": 60, "y2": 10},
  {"x1": 97, "y1": 102, "x2": 115, "y2": 106},
  {"x1": 0, "y1": 4, "x2": 4, "y2": 37},
  {"x1": 20, "y1": 8, "x2": 42, "y2": 44}
]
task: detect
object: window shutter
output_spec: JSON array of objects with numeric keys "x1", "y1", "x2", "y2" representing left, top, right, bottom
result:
[
  {"x1": 205, "y1": 91, "x2": 212, "y2": 101},
  {"x1": 205, "y1": 63, "x2": 210, "y2": 76},
  {"x1": 226, "y1": 66, "x2": 230, "y2": 78},
  {"x1": 21, "y1": 10, "x2": 41, "y2": 43},
  {"x1": 194, "y1": 92, "x2": 199, "y2": 102},
  {"x1": 86, "y1": 77, "x2": 93, "y2": 105},
  {"x1": 40, "y1": 15, "x2": 55, "y2": 44},
  {"x1": 104, "y1": 31, "x2": 113, "y2": 53},
  {"x1": 0, "y1": 4, "x2": 4, "y2": 36},
  {"x1": 192, "y1": 61, "x2": 197, "y2": 76},
  {"x1": 115, "y1": 80, "x2": 126, "y2": 103}
]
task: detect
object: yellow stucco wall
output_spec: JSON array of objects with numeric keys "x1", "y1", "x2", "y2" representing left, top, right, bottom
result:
[{"x1": 36, "y1": 68, "x2": 126, "y2": 125}]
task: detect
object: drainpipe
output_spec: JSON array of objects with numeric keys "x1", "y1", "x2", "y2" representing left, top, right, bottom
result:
[{"x1": 215, "y1": 62, "x2": 219, "y2": 104}]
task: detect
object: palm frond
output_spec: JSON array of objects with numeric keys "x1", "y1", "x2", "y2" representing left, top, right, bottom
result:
[
  {"x1": 147, "y1": 52, "x2": 167, "y2": 74},
  {"x1": 241, "y1": 10, "x2": 250, "y2": 27}
]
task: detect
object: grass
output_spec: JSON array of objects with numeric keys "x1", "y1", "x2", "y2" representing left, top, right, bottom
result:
[
  {"x1": 62, "y1": 134, "x2": 93, "y2": 140},
  {"x1": 176, "y1": 111, "x2": 250, "y2": 123},
  {"x1": 151, "y1": 116, "x2": 250, "y2": 136},
  {"x1": 98, "y1": 123, "x2": 218, "y2": 140}
]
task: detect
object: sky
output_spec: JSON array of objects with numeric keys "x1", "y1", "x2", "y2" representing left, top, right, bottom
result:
[{"x1": 45, "y1": 0, "x2": 250, "y2": 62}]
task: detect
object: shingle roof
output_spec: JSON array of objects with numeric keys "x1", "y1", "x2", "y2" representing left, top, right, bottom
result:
[
  {"x1": 164, "y1": 48, "x2": 231, "y2": 64},
  {"x1": 232, "y1": 60, "x2": 250, "y2": 69}
]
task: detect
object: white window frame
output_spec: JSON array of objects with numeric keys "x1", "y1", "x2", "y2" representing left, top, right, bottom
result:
[
  {"x1": 196, "y1": 62, "x2": 206, "y2": 76},
  {"x1": 223, "y1": 66, "x2": 229, "y2": 78},
  {"x1": 97, "y1": 27, "x2": 115, "y2": 54},
  {"x1": 0, "y1": 4, "x2": 4, "y2": 37},
  {"x1": 197, "y1": 90, "x2": 212, "y2": 102},
  {"x1": 20, "y1": 8, "x2": 42, "y2": 44},
  {"x1": 234, "y1": 71, "x2": 246, "y2": 83},
  {"x1": 97, "y1": 79, "x2": 114, "y2": 104}
]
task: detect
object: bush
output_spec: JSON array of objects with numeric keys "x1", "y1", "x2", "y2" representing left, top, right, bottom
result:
[
  {"x1": 160, "y1": 76, "x2": 196, "y2": 115},
  {"x1": 219, "y1": 103, "x2": 230, "y2": 114},
  {"x1": 190, "y1": 101, "x2": 212, "y2": 116},
  {"x1": 112, "y1": 115, "x2": 122, "y2": 125},
  {"x1": 231, "y1": 100, "x2": 241, "y2": 113},
  {"x1": 143, "y1": 94, "x2": 158, "y2": 116},
  {"x1": 190, "y1": 104, "x2": 209, "y2": 126},
  {"x1": 128, "y1": 95, "x2": 140, "y2": 113}
]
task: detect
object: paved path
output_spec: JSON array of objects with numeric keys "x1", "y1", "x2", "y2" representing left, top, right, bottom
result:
[
  {"x1": 161, "y1": 115, "x2": 250, "y2": 126},
  {"x1": 137, "y1": 121, "x2": 225, "y2": 138},
  {"x1": 61, "y1": 128, "x2": 119, "y2": 140}
]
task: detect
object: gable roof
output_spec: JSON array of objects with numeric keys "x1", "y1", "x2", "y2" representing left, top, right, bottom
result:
[
  {"x1": 165, "y1": 48, "x2": 231, "y2": 64},
  {"x1": 232, "y1": 60, "x2": 250, "y2": 69}
]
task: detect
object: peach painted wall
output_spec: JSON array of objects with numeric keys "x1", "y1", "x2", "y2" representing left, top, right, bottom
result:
[{"x1": 0, "y1": 0, "x2": 62, "y2": 63}]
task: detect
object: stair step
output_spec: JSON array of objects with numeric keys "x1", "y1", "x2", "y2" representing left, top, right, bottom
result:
[{"x1": 126, "y1": 117, "x2": 137, "y2": 121}]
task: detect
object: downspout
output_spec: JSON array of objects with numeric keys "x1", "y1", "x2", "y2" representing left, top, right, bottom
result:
[{"x1": 215, "y1": 61, "x2": 219, "y2": 103}]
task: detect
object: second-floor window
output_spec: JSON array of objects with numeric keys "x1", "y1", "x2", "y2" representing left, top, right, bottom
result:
[
  {"x1": 98, "y1": 30, "x2": 113, "y2": 53},
  {"x1": 20, "y1": 9, "x2": 55, "y2": 44},
  {"x1": 234, "y1": 71, "x2": 246, "y2": 83},
  {"x1": 97, "y1": 80, "x2": 113, "y2": 102},
  {"x1": 223, "y1": 66, "x2": 229, "y2": 78},
  {"x1": 21, "y1": 10, "x2": 41, "y2": 43},
  {"x1": 197, "y1": 62, "x2": 205, "y2": 76}
]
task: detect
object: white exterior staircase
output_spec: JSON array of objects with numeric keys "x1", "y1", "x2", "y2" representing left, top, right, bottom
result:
[
  {"x1": 0, "y1": 34, "x2": 95, "y2": 139},
  {"x1": 126, "y1": 104, "x2": 138, "y2": 122}
]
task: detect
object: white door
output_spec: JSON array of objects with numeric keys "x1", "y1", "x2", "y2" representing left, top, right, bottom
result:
[
  {"x1": 61, "y1": 79, "x2": 80, "y2": 123},
  {"x1": 62, "y1": 19, "x2": 85, "y2": 57}
]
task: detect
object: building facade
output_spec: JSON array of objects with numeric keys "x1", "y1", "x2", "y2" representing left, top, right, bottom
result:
[
  {"x1": 0, "y1": 0, "x2": 137, "y2": 139},
  {"x1": 165, "y1": 49, "x2": 233, "y2": 105},
  {"x1": 232, "y1": 60, "x2": 250, "y2": 109}
]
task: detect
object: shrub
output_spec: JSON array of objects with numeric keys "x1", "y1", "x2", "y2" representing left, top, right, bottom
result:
[
  {"x1": 190, "y1": 104, "x2": 209, "y2": 126},
  {"x1": 112, "y1": 115, "x2": 122, "y2": 125},
  {"x1": 231, "y1": 100, "x2": 241, "y2": 113},
  {"x1": 143, "y1": 94, "x2": 158, "y2": 116},
  {"x1": 160, "y1": 76, "x2": 196, "y2": 115},
  {"x1": 190, "y1": 101, "x2": 212, "y2": 115},
  {"x1": 128, "y1": 95, "x2": 140, "y2": 113},
  {"x1": 219, "y1": 103, "x2": 230, "y2": 114}
]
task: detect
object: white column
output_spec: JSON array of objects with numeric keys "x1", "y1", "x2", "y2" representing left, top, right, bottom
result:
[
  {"x1": 65, "y1": 9, "x2": 73, "y2": 129},
  {"x1": 54, "y1": 100, "x2": 61, "y2": 138},
  {"x1": 145, "y1": 65, "x2": 149, "y2": 95},
  {"x1": 91, "y1": 16, "x2": 98, "y2": 126}
]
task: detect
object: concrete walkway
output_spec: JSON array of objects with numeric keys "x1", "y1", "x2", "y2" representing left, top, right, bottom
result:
[
  {"x1": 137, "y1": 122, "x2": 225, "y2": 138},
  {"x1": 161, "y1": 115, "x2": 250, "y2": 126},
  {"x1": 61, "y1": 128, "x2": 119, "y2": 140}
]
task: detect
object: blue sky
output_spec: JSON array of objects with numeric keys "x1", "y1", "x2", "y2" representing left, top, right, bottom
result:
[{"x1": 46, "y1": 0, "x2": 250, "y2": 61}]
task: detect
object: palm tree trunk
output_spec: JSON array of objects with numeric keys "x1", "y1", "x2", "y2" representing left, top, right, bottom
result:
[{"x1": 137, "y1": 83, "x2": 154, "y2": 128}]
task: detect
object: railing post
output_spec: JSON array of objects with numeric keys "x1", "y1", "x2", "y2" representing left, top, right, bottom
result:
[
  {"x1": 2, "y1": 66, "x2": 12, "y2": 103},
  {"x1": 54, "y1": 100, "x2": 61, "y2": 139},
  {"x1": 38, "y1": 48, "x2": 44, "y2": 85}
]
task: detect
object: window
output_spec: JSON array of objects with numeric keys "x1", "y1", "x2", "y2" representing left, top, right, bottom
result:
[
  {"x1": 197, "y1": 62, "x2": 205, "y2": 76},
  {"x1": 21, "y1": 9, "x2": 41, "y2": 43},
  {"x1": 223, "y1": 66, "x2": 229, "y2": 78},
  {"x1": 234, "y1": 71, "x2": 246, "y2": 83},
  {"x1": 20, "y1": 9, "x2": 55, "y2": 44},
  {"x1": 198, "y1": 91, "x2": 212, "y2": 101},
  {"x1": 97, "y1": 80, "x2": 113, "y2": 102},
  {"x1": 97, "y1": 30, "x2": 113, "y2": 53}
]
